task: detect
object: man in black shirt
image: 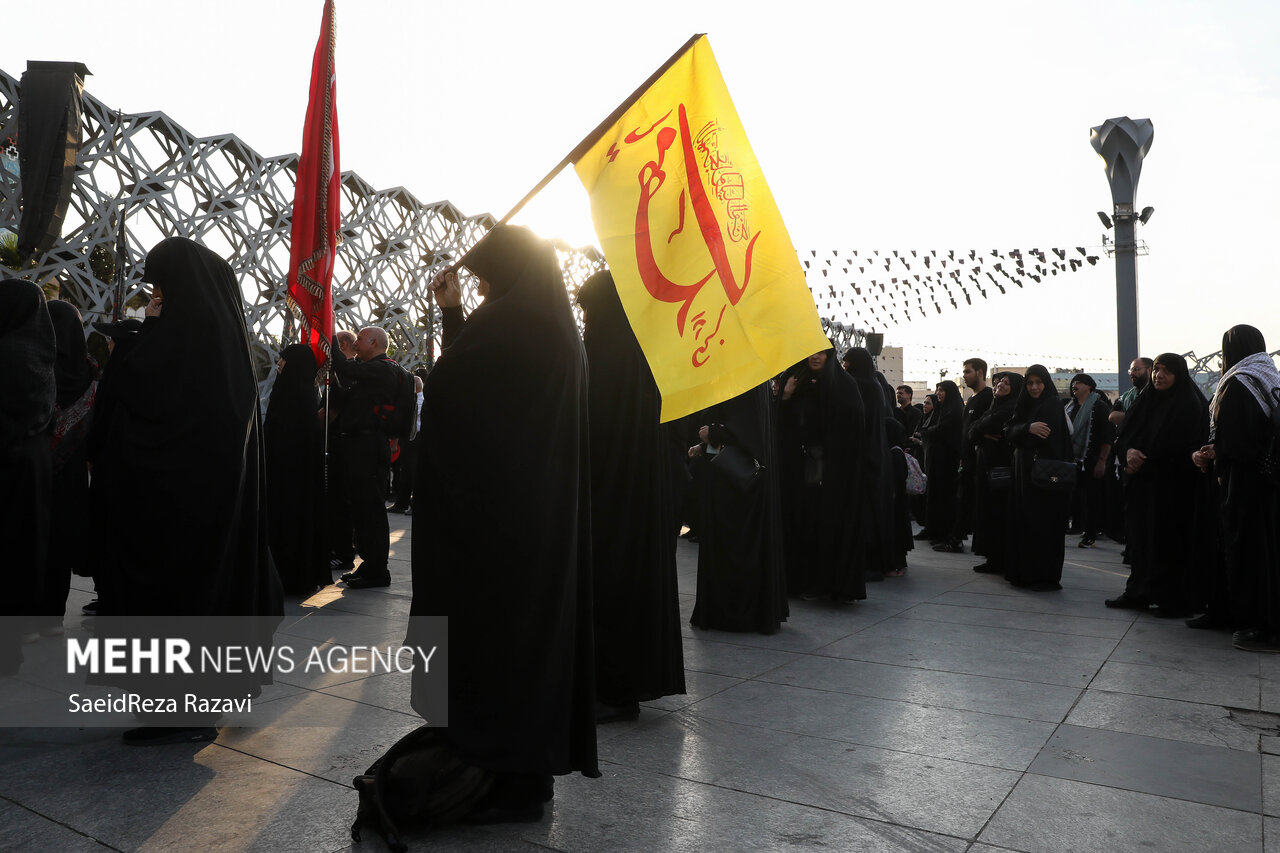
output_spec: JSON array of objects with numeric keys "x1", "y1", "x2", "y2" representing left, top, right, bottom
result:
[
  {"x1": 936, "y1": 358, "x2": 993, "y2": 553},
  {"x1": 331, "y1": 326, "x2": 402, "y2": 588}
]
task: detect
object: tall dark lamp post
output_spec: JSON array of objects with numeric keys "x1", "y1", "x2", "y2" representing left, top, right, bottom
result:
[{"x1": 1090, "y1": 116, "x2": 1154, "y2": 394}]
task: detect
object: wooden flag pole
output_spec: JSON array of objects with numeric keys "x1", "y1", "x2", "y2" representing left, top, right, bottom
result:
[{"x1": 453, "y1": 33, "x2": 704, "y2": 271}]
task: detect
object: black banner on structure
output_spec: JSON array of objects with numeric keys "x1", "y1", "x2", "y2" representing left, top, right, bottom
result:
[{"x1": 17, "y1": 61, "x2": 90, "y2": 263}]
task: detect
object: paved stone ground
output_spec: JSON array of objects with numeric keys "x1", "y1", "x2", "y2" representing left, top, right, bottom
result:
[{"x1": 3, "y1": 516, "x2": 1278, "y2": 852}]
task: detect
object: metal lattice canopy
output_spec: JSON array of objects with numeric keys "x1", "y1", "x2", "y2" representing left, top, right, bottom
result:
[{"x1": 0, "y1": 68, "x2": 605, "y2": 397}]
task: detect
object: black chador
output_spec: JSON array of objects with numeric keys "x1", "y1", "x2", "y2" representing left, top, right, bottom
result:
[
  {"x1": 1003, "y1": 365, "x2": 1072, "y2": 590},
  {"x1": 691, "y1": 382, "x2": 790, "y2": 630},
  {"x1": 93, "y1": 238, "x2": 284, "y2": 621},
  {"x1": 578, "y1": 270, "x2": 685, "y2": 715},
  {"x1": 264, "y1": 343, "x2": 329, "y2": 596},
  {"x1": 1113, "y1": 354, "x2": 1208, "y2": 614},
  {"x1": 410, "y1": 225, "x2": 599, "y2": 790}
]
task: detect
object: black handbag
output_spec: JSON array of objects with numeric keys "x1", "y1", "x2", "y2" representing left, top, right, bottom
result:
[
  {"x1": 1258, "y1": 388, "x2": 1280, "y2": 489},
  {"x1": 985, "y1": 466, "x2": 1013, "y2": 492},
  {"x1": 1030, "y1": 456, "x2": 1077, "y2": 492},
  {"x1": 803, "y1": 444, "x2": 825, "y2": 486},
  {"x1": 711, "y1": 444, "x2": 763, "y2": 492}
]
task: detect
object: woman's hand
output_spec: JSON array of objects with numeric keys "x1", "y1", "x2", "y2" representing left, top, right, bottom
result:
[
  {"x1": 1192, "y1": 443, "x2": 1215, "y2": 473},
  {"x1": 1125, "y1": 447, "x2": 1147, "y2": 475},
  {"x1": 781, "y1": 376, "x2": 799, "y2": 400},
  {"x1": 1092, "y1": 458, "x2": 1108, "y2": 479},
  {"x1": 688, "y1": 444, "x2": 703, "y2": 459},
  {"x1": 145, "y1": 295, "x2": 164, "y2": 318},
  {"x1": 430, "y1": 269, "x2": 462, "y2": 308},
  {"x1": 1029, "y1": 421, "x2": 1051, "y2": 439}
]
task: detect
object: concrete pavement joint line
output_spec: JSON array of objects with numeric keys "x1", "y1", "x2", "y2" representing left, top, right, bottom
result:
[
  {"x1": 0, "y1": 793, "x2": 128, "y2": 852},
  {"x1": 806, "y1": 645, "x2": 1104, "y2": 691},
  {"x1": 902, "y1": 599, "x2": 1136, "y2": 628},
  {"x1": 659, "y1": 708, "x2": 1045, "y2": 776},
  {"x1": 707, "y1": 676, "x2": 1072, "y2": 730},
  {"x1": 890, "y1": 612, "x2": 1131, "y2": 646},
  {"x1": 209, "y1": 742, "x2": 359, "y2": 790},
  {"x1": 591, "y1": 757, "x2": 974, "y2": 846}
]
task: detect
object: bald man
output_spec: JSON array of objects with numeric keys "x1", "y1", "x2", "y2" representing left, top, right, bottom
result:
[{"x1": 329, "y1": 325, "x2": 403, "y2": 588}]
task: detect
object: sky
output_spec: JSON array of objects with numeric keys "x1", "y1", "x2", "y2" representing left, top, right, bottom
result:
[{"x1": 9, "y1": 0, "x2": 1279, "y2": 382}]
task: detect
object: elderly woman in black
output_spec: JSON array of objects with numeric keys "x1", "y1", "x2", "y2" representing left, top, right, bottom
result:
[
  {"x1": 1106, "y1": 354, "x2": 1207, "y2": 615},
  {"x1": 1004, "y1": 365, "x2": 1072, "y2": 591},
  {"x1": 1197, "y1": 326, "x2": 1280, "y2": 651},
  {"x1": 971, "y1": 371, "x2": 1022, "y2": 575}
]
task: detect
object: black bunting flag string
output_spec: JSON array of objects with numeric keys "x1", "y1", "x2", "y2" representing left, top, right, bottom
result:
[{"x1": 801, "y1": 247, "x2": 1101, "y2": 327}]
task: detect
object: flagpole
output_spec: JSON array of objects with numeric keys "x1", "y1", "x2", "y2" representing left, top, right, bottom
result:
[{"x1": 455, "y1": 33, "x2": 704, "y2": 270}]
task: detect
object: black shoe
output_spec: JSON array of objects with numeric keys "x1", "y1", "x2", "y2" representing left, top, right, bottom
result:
[
  {"x1": 1233, "y1": 629, "x2": 1280, "y2": 653},
  {"x1": 973, "y1": 563, "x2": 1002, "y2": 574},
  {"x1": 595, "y1": 699, "x2": 640, "y2": 724},
  {"x1": 913, "y1": 530, "x2": 934, "y2": 541},
  {"x1": 1078, "y1": 536, "x2": 1096, "y2": 548},
  {"x1": 1105, "y1": 594, "x2": 1149, "y2": 610},
  {"x1": 1026, "y1": 582, "x2": 1063, "y2": 592},
  {"x1": 330, "y1": 557, "x2": 355, "y2": 573},
  {"x1": 122, "y1": 726, "x2": 217, "y2": 746},
  {"x1": 933, "y1": 542, "x2": 964, "y2": 553},
  {"x1": 1185, "y1": 613, "x2": 1229, "y2": 630},
  {"x1": 81, "y1": 599, "x2": 99, "y2": 615},
  {"x1": 1150, "y1": 606, "x2": 1192, "y2": 619},
  {"x1": 387, "y1": 504, "x2": 410, "y2": 514},
  {"x1": 344, "y1": 573, "x2": 391, "y2": 589}
]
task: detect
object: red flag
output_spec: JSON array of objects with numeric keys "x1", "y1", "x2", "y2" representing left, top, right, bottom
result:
[{"x1": 288, "y1": 0, "x2": 340, "y2": 369}]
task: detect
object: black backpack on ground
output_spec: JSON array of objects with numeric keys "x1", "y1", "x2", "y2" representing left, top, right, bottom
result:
[{"x1": 351, "y1": 726, "x2": 492, "y2": 852}]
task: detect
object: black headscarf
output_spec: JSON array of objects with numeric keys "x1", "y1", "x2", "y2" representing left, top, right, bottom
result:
[
  {"x1": 1223, "y1": 324, "x2": 1268, "y2": 372},
  {"x1": 413, "y1": 224, "x2": 598, "y2": 778},
  {"x1": 1119, "y1": 352, "x2": 1207, "y2": 459},
  {"x1": 972, "y1": 371, "x2": 1023, "y2": 435},
  {"x1": 265, "y1": 343, "x2": 319, "y2": 434},
  {"x1": 47, "y1": 300, "x2": 94, "y2": 407},
  {"x1": 1005, "y1": 364, "x2": 1072, "y2": 459},
  {"x1": 0, "y1": 279, "x2": 56, "y2": 448},
  {"x1": 920, "y1": 394, "x2": 939, "y2": 430}
]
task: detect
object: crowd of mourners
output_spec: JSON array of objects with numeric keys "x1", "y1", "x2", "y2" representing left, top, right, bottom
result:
[{"x1": 3, "y1": 225, "x2": 1280, "y2": 834}]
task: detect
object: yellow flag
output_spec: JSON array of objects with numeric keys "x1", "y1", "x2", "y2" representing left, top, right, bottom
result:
[{"x1": 574, "y1": 35, "x2": 829, "y2": 422}]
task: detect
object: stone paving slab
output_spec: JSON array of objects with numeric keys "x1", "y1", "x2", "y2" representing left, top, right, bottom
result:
[{"x1": 1028, "y1": 723, "x2": 1261, "y2": 811}]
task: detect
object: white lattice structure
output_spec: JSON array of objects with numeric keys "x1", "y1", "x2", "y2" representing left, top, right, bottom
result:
[{"x1": 0, "y1": 68, "x2": 605, "y2": 393}]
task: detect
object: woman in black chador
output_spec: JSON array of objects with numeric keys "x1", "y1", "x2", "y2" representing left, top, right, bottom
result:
[
  {"x1": 1003, "y1": 365, "x2": 1072, "y2": 591},
  {"x1": 776, "y1": 346, "x2": 865, "y2": 601},
  {"x1": 0, "y1": 280, "x2": 55, "y2": 674},
  {"x1": 971, "y1": 371, "x2": 1022, "y2": 575},
  {"x1": 92, "y1": 238, "x2": 284, "y2": 742},
  {"x1": 691, "y1": 382, "x2": 790, "y2": 630},
  {"x1": 920, "y1": 380, "x2": 963, "y2": 543},
  {"x1": 94, "y1": 238, "x2": 283, "y2": 618},
  {"x1": 577, "y1": 269, "x2": 685, "y2": 721},
  {"x1": 264, "y1": 343, "x2": 329, "y2": 596},
  {"x1": 1200, "y1": 325, "x2": 1280, "y2": 650},
  {"x1": 39, "y1": 300, "x2": 98, "y2": 631},
  {"x1": 411, "y1": 224, "x2": 598, "y2": 824},
  {"x1": 842, "y1": 347, "x2": 892, "y2": 583},
  {"x1": 1107, "y1": 353, "x2": 1207, "y2": 615}
]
